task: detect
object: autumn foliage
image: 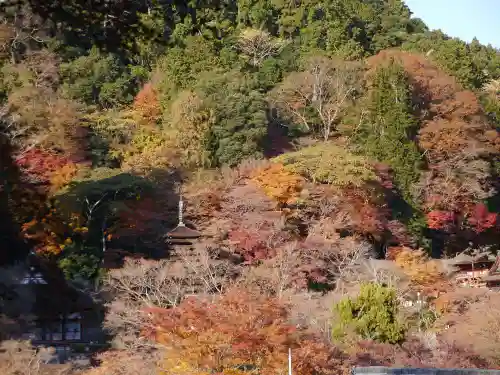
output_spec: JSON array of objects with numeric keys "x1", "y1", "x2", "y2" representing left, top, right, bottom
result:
[
  {"x1": 394, "y1": 247, "x2": 445, "y2": 291},
  {"x1": 426, "y1": 210, "x2": 456, "y2": 231},
  {"x1": 21, "y1": 205, "x2": 87, "y2": 256},
  {"x1": 15, "y1": 148, "x2": 78, "y2": 192},
  {"x1": 145, "y1": 289, "x2": 338, "y2": 375},
  {"x1": 227, "y1": 229, "x2": 276, "y2": 264},
  {"x1": 251, "y1": 163, "x2": 304, "y2": 208},
  {"x1": 466, "y1": 203, "x2": 498, "y2": 233},
  {"x1": 367, "y1": 50, "x2": 499, "y2": 217},
  {"x1": 133, "y1": 83, "x2": 161, "y2": 124}
]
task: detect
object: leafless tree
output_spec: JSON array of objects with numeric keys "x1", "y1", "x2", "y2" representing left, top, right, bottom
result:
[
  {"x1": 299, "y1": 235, "x2": 372, "y2": 290},
  {"x1": 0, "y1": 340, "x2": 71, "y2": 375},
  {"x1": 103, "y1": 245, "x2": 236, "y2": 350},
  {"x1": 270, "y1": 56, "x2": 361, "y2": 141},
  {"x1": 239, "y1": 242, "x2": 297, "y2": 298},
  {"x1": 0, "y1": 6, "x2": 47, "y2": 64},
  {"x1": 236, "y1": 28, "x2": 288, "y2": 67},
  {"x1": 82, "y1": 350, "x2": 161, "y2": 375}
]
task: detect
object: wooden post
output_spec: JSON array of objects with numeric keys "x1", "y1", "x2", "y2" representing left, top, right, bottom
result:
[{"x1": 289, "y1": 347, "x2": 292, "y2": 375}]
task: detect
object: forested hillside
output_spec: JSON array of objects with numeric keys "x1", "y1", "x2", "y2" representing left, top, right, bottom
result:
[{"x1": 0, "y1": 0, "x2": 499, "y2": 373}]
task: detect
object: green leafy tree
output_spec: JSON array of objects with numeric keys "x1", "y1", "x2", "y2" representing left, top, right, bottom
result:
[
  {"x1": 58, "y1": 244, "x2": 101, "y2": 283},
  {"x1": 355, "y1": 59, "x2": 422, "y2": 205},
  {"x1": 194, "y1": 71, "x2": 268, "y2": 166},
  {"x1": 332, "y1": 282, "x2": 406, "y2": 344},
  {"x1": 154, "y1": 36, "x2": 226, "y2": 105},
  {"x1": 166, "y1": 90, "x2": 215, "y2": 168},
  {"x1": 60, "y1": 46, "x2": 137, "y2": 106},
  {"x1": 403, "y1": 31, "x2": 500, "y2": 89}
]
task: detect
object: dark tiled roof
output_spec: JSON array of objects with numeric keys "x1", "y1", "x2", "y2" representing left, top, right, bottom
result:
[
  {"x1": 166, "y1": 224, "x2": 201, "y2": 239},
  {"x1": 448, "y1": 252, "x2": 495, "y2": 266}
]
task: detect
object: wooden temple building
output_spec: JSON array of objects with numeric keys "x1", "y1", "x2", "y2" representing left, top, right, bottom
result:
[
  {"x1": 4, "y1": 253, "x2": 106, "y2": 363},
  {"x1": 447, "y1": 252, "x2": 500, "y2": 289},
  {"x1": 483, "y1": 256, "x2": 500, "y2": 289}
]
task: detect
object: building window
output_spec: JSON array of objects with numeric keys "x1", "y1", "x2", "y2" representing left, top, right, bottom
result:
[
  {"x1": 47, "y1": 321, "x2": 63, "y2": 341},
  {"x1": 36, "y1": 313, "x2": 82, "y2": 341},
  {"x1": 21, "y1": 268, "x2": 47, "y2": 285},
  {"x1": 21, "y1": 327, "x2": 43, "y2": 341}
]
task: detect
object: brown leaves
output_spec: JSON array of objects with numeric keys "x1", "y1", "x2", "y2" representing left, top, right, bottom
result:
[
  {"x1": 133, "y1": 83, "x2": 161, "y2": 124},
  {"x1": 367, "y1": 50, "x2": 498, "y2": 214},
  {"x1": 345, "y1": 338, "x2": 493, "y2": 370},
  {"x1": 83, "y1": 350, "x2": 159, "y2": 375},
  {"x1": 0, "y1": 340, "x2": 71, "y2": 375}
]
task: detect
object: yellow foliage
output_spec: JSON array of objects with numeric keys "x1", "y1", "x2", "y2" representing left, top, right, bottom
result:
[
  {"x1": 272, "y1": 143, "x2": 378, "y2": 186},
  {"x1": 252, "y1": 163, "x2": 304, "y2": 207},
  {"x1": 49, "y1": 163, "x2": 78, "y2": 192},
  {"x1": 394, "y1": 247, "x2": 444, "y2": 288},
  {"x1": 120, "y1": 128, "x2": 178, "y2": 174},
  {"x1": 161, "y1": 356, "x2": 211, "y2": 375}
]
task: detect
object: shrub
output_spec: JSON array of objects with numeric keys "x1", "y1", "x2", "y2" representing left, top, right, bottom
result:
[
  {"x1": 332, "y1": 282, "x2": 406, "y2": 344},
  {"x1": 394, "y1": 247, "x2": 444, "y2": 289}
]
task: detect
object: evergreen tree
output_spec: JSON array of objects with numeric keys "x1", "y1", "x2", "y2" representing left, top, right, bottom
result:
[
  {"x1": 333, "y1": 282, "x2": 406, "y2": 344},
  {"x1": 356, "y1": 59, "x2": 422, "y2": 205}
]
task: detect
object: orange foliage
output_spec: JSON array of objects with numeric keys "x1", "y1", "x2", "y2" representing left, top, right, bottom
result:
[
  {"x1": 385, "y1": 246, "x2": 403, "y2": 260},
  {"x1": 426, "y1": 210, "x2": 456, "y2": 231},
  {"x1": 16, "y1": 148, "x2": 78, "y2": 193},
  {"x1": 394, "y1": 247, "x2": 445, "y2": 292},
  {"x1": 251, "y1": 163, "x2": 304, "y2": 208},
  {"x1": 133, "y1": 82, "x2": 161, "y2": 124},
  {"x1": 49, "y1": 163, "x2": 78, "y2": 193},
  {"x1": 21, "y1": 205, "x2": 87, "y2": 256},
  {"x1": 367, "y1": 50, "x2": 499, "y2": 215},
  {"x1": 145, "y1": 289, "x2": 339, "y2": 375}
]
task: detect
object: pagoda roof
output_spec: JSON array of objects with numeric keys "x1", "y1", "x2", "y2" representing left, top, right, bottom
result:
[{"x1": 166, "y1": 224, "x2": 201, "y2": 239}]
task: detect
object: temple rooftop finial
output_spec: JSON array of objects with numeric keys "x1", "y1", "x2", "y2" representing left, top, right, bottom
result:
[
  {"x1": 178, "y1": 194, "x2": 185, "y2": 226},
  {"x1": 166, "y1": 194, "x2": 201, "y2": 241}
]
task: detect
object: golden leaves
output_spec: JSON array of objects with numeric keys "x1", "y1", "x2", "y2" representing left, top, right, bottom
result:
[
  {"x1": 251, "y1": 163, "x2": 304, "y2": 207},
  {"x1": 394, "y1": 247, "x2": 444, "y2": 290}
]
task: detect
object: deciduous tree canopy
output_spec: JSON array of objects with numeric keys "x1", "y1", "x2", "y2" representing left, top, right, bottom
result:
[{"x1": 0, "y1": 0, "x2": 499, "y2": 373}]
